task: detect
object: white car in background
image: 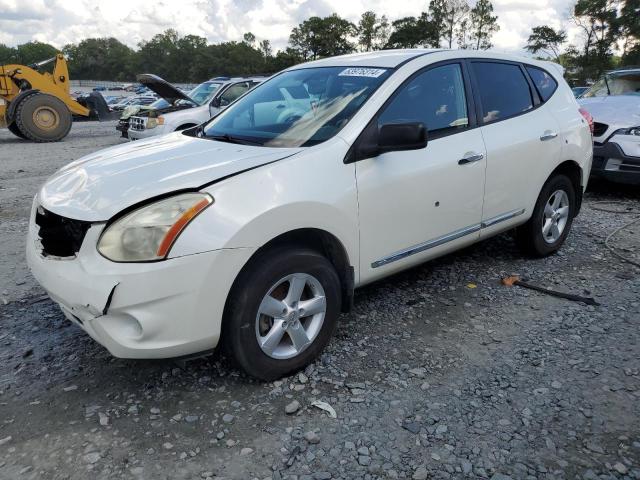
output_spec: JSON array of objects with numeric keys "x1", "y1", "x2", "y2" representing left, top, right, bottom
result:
[
  {"x1": 127, "y1": 75, "x2": 266, "y2": 140},
  {"x1": 27, "y1": 49, "x2": 592, "y2": 380},
  {"x1": 578, "y1": 68, "x2": 640, "y2": 185}
]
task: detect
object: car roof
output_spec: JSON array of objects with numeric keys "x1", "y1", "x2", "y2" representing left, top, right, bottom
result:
[{"x1": 287, "y1": 49, "x2": 563, "y2": 77}]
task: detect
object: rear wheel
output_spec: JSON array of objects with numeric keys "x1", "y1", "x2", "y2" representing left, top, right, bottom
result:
[
  {"x1": 516, "y1": 174, "x2": 576, "y2": 257},
  {"x1": 7, "y1": 122, "x2": 26, "y2": 139},
  {"x1": 223, "y1": 247, "x2": 341, "y2": 380},
  {"x1": 15, "y1": 93, "x2": 72, "y2": 142}
]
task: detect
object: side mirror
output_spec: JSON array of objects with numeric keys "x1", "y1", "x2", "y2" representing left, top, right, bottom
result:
[
  {"x1": 378, "y1": 122, "x2": 427, "y2": 152},
  {"x1": 355, "y1": 121, "x2": 428, "y2": 161},
  {"x1": 210, "y1": 97, "x2": 221, "y2": 109}
]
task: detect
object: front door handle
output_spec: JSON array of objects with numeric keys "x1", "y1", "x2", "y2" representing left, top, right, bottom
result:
[
  {"x1": 458, "y1": 153, "x2": 484, "y2": 165},
  {"x1": 540, "y1": 131, "x2": 558, "y2": 141}
]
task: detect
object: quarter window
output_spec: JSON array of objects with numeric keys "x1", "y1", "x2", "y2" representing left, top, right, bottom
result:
[
  {"x1": 526, "y1": 66, "x2": 558, "y2": 102},
  {"x1": 378, "y1": 64, "x2": 469, "y2": 135},
  {"x1": 471, "y1": 62, "x2": 533, "y2": 123}
]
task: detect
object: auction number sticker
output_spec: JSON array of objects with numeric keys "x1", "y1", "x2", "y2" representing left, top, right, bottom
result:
[{"x1": 339, "y1": 67, "x2": 386, "y2": 78}]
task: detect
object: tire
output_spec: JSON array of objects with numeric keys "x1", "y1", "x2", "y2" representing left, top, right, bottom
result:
[
  {"x1": 7, "y1": 122, "x2": 26, "y2": 139},
  {"x1": 516, "y1": 174, "x2": 576, "y2": 257},
  {"x1": 223, "y1": 246, "x2": 342, "y2": 381},
  {"x1": 14, "y1": 93, "x2": 72, "y2": 142}
]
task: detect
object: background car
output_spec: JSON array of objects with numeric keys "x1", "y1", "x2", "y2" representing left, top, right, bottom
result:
[
  {"x1": 578, "y1": 68, "x2": 640, "y2": 185},
  {"x1": 126, "y1": 75, "x2": 265, "y2": 140}
]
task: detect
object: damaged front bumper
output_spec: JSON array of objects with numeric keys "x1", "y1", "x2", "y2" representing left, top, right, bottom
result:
[
  {"x1": 26, "y1": 202, "x2": 253, "y2": 359},
  {"x1": 592, "y1": 134, "x2": 640, "y2": 185}
]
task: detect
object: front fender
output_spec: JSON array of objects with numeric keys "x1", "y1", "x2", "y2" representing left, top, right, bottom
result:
[{"x1": 169, "y1": 139, "x2": 359, "y2": 274}]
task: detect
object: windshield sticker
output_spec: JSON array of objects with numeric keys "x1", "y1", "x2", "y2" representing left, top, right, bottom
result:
[{"x1": 339, "y1": 68, "x2": 386, "y2": 78}]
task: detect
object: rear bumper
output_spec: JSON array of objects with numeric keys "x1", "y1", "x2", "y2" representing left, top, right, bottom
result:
[{"x1": 591, "y1": 141, "x2": 640, "y2": 185}]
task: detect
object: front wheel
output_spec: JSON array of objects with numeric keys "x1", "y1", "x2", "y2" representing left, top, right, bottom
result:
[
  {"x1": 223, "y1": 247, "x2": 341, "y2": 380},
  {"x1": 516, "y1": 174, "x2": 576, "y2": 257},
  {"x1": 14, "y1": 93, "x2": 72, "y2": 142}
]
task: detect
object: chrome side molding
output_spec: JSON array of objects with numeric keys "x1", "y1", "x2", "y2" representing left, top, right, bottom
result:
[
  {"x1": 481, "y1": 208, "x2": 525, "y2": 229},
  {"x1": 371, "y1": 208, "x2": 525, "y2": 268}
]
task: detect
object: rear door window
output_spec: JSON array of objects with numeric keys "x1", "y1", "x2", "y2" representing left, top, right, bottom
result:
[
  {"x1": 471, "y1": 62, "x2": 533, "y2": 123},
  {"x1": 526, "y1": 66, "x2": 558, "y2": 102}
]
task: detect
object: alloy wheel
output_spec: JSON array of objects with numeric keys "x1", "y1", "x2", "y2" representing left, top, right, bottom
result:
[
  {"x1": 542, "y1": 189, "x2": 570, "y2": 244},
  {"x1": 255, "y1": 273, "x2": 327, "y2": 360}
]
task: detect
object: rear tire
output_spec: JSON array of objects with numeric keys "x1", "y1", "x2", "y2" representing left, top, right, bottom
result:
[
  {"x1": 223, "y1": 246, "x2": 341, "y2": 381},
  {"x1": 15, "y1": 93, "x2": 72, "y2": 142},
  {"x1": 516, "y1": 174, "x2": 576, "y2": 257},
  {"x1": 7, "y1": 122, "x2": 26, "y2": 139}
]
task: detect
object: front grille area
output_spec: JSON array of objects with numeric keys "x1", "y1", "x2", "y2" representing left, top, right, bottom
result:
[
  {"x1": 129, "y1": 116, "x2": 145, "y2": 131},
  {"x1": 35, "y1": 207, "x2": 91, "y2": 258},
  {"x1": 593, "y1": 122, "x2": 609, "y2": 137}
]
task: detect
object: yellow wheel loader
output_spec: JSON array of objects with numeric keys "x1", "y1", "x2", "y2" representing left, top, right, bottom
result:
[{"x1": 0, "y1": 53, "x2": 114, "y2": 142}]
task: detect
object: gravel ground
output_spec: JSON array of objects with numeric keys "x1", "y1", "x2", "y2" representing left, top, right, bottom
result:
[{"x1": 0, "y1": 123, "x2": 639, "y2": 480}]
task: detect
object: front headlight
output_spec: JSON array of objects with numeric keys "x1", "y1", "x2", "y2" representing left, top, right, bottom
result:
[
  {"x1": 146, "y1": 116, "x2": 165, "y2": 129},
  {"x1": 612, "y1": 126, "x2": 640, "y2": 136},
  {"x1": 97, "y1": 193, "x2": 213, "y2": 262}
]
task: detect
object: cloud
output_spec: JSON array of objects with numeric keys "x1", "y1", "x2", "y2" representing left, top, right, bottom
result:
[{"x1": 0, "y1": 0, "x2": 580, "y2": 56}]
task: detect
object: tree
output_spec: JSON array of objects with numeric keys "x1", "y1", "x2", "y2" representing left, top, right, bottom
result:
[
  {"x1": 439, "y1": 0, "x2": 470, "y2": 48},
  {"x1": 525, "y1": 26, "x2": 567, "y2": 60},
  {"x1": 63, "y1": 38, "x2": 136, "y2": 81},
  {"x1": 456, "y1": 17, "x2": 472, "y2": 49},
  {"x1": 357, "y1": 11, "x2": 390, "y2": 51},
  {"x1": 468, "y1": 0, "x2": 500, "y2": 50},
  {"x1": 258, "y1": 39, "x2": 272, "y2": 59},
  {"x1": 289, "y1": 14, "x2": 356, "y2": 60},
  {"x1": 243, "y1": 32, "x2": 256, "y2": 46},
  {"x1": 386, "y1": 15, "x2": 438, "y2": 48},
  {"x1": 619, "y1": 0, "x2": 640, "y2": 64},
  {"x1": 572, "y1": 0, "x2": 618, "y2": 80},
  {"x1": 14, "y1": 42, "x2": 59, "y2": 65},
  {"x1": 267, "y1": 48, "x2": 304, "y2": 72},
  {"x1": 0, "y1": 44, "x2": 16, "y2": 63}
]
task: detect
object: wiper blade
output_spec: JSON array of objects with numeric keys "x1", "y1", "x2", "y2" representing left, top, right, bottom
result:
[{"x1": 207, "y1": 133, "x2": 262, "y2": 146}]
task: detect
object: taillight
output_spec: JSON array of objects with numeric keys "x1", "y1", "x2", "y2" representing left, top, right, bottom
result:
[{"x1": 579, "y1": 107, "x2": 594, "y2": 135}]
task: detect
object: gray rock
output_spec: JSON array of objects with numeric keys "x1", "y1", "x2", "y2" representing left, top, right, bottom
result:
[
  {"x1": 285, "y1": 400, "x2": 301, "y2": 414},
  {"x1": 304, "y1": 431, "x2": 320, "y2": 444},
  {"x1": 413, "y1": 466, "x2": 429, "y2": 480}
]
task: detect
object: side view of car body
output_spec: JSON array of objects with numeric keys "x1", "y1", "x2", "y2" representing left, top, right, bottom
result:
[
  {"x1": 578, "y1": 68, "x2": 640, "y2": 185},
  {"x1": 127, "y1": 76, "x2": 265, "y2": 140},
  {"x1": 27, "y1": 49, "x2": 592, "y2": 380}
]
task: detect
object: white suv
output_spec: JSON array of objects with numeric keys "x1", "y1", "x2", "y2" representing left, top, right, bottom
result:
[
  {"x1": 578, "y1": 68, "x2": 640, "y2": 185},
  {"x1": 127, "y1": 75, "x2": 264, "y2": 140},
  {"x1": 27, "y1": 50, "x2": 592, "y2": 380}
]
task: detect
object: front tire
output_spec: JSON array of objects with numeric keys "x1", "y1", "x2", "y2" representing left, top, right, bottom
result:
[
  {"x1": 223, "y1": 247, "x2": 341, "y2": 381},
  {"x1": 15, "y1": 93, "x2": 72, "y2": 142},
  {"x1": 516, "y1": 174, "x2": 576, "y2": 257}
]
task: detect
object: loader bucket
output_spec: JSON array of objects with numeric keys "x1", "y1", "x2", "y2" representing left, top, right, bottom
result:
[{"x1": 77, "y1": 92, "x2": 119, "y2": 121}]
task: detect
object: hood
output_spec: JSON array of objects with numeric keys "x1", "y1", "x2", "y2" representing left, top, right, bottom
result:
[
  {"x1": 39, "y1": 132, "x2": 302, "y2": 221},
  {"x1": 578, "y1": 95, "x2": 640, "y2": 128},
  {"x1": 137, "y1": 74, "x2": 196, "y2": 105}
]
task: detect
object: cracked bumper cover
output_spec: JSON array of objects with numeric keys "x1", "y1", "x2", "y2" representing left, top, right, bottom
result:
[{"x1": 26, "y1": 216, "x2": 255, "y2": 359}]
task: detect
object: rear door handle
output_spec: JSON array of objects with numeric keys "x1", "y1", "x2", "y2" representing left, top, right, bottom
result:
[
  {"x1": 458, "y1": 153, "x2": 484, "y2": 165},
  {"x1": 540, "y1": 131, "x2": 558, "y2": 141}
]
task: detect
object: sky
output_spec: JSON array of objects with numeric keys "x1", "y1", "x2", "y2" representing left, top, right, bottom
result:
[{"x1": 0, "y1": 0, "x2": 583, "y2": 55}]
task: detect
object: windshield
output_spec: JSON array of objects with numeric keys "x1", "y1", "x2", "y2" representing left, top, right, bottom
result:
[
  {"x1": 202, "y1": 66, "x2": 391, "y2": 147},
  {"x1": 188, "y1": 81, "x2": 222, "y2": 106},
  {"x1": 582, "y1": 71, "x2": 640, "y2": 98}
]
